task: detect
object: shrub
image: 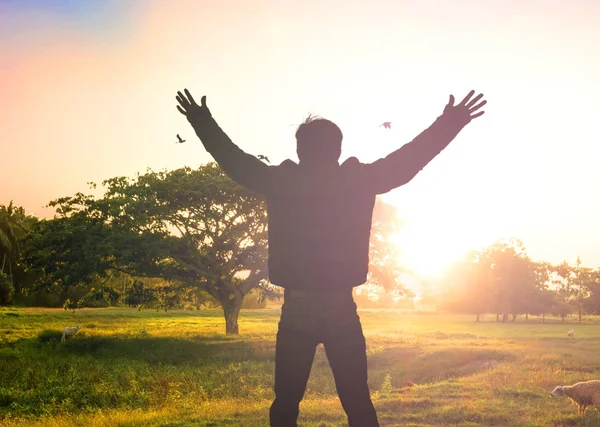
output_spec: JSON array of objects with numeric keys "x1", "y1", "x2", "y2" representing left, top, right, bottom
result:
[
  {"x1": 0, "y1": 271, "x2": 14, "y2": 306},
  {"x1": 80, "y1": 288, "x2": 111, "y2": 308},
  {"x1": 241, "y1": 290, "x2": 268, "y2": 309}
]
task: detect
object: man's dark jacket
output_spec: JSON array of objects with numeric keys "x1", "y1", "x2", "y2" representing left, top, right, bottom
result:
[{"x1": 189, "y1": 110, "x2": 468, "y2": 291}]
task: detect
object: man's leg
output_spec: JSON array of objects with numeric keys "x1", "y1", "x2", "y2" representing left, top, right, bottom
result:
[
  {"x1": 323, "y1": 309, "x2": 379, "y2": 427},
  {"x1": 270, "y1": 314, "x2": 319, "y2": 426}
]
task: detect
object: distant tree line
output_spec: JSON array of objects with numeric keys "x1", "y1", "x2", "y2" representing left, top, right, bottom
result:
[{"x1": 434, "y1": 238, "x2": 600, "y2": 323}]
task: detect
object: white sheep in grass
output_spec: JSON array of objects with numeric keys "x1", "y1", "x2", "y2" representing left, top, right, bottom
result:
[
  {"x1": 551, "y1": 380, "x2": 600, "y2": 415},
  {"x1": 61, "y1": 323, "x2": 81, "y2": 342},
  {"x1": 568, "y1": 329, "x2": 575, "y2": 336}
]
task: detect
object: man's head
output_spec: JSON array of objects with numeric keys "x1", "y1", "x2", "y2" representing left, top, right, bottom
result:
[{"x1": 295, "y1": 114, "x2": 343, "y2": 167}]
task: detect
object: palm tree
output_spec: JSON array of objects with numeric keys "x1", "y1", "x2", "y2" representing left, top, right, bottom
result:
[{"x1": 0, "y1": 201, "x2": 28, "y2": 277}]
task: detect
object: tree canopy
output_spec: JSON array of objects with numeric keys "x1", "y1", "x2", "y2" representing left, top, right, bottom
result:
[{"x1": 25, "y1": 163, "x2": 271, "y2": 334}]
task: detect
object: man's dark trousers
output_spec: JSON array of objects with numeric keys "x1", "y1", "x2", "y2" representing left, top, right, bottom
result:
[{"x1": 269, "y1": 289, "x2": 379, "y2": 427}]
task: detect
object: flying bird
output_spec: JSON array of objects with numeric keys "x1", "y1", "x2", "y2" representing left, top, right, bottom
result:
[
  {"x1": 176, "y1": 134, "x2": 186, "y2": 143},
  {"x1": 380, "y1": 122, "x2": 392, "y2": 129},
  {"x1": 257, "y1": 155, "x2": 270, "y2": 163}
]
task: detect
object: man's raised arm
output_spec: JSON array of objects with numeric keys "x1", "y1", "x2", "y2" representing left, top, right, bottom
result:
[
  {"x1": 176, "y1": 89, "x2": 271, "y2": 195},
  {"x1": 363, "y1": 90, "x2": 487, "y2": 194}
]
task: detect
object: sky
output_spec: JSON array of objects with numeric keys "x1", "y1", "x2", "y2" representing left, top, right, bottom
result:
[{"x1": 1, "y1": 0, "x2": 599, "y2": 279}]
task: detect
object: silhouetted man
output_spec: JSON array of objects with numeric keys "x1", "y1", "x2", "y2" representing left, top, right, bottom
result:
[{"x1": 176, "y1": 88, "x2": 486, "y2": 427}]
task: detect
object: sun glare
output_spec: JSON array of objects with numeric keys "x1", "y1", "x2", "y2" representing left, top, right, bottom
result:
[
  {"x1": 392, "y1": 234, "x2": 459, "y2": 279},
  {"x1": 391, "y1": 218, "x2": 493, "y2": 280}
]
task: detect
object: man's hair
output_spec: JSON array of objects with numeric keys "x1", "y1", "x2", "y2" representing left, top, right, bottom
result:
[{"x1": 295, "y1": 114, "x2": 343, "y2": 160}]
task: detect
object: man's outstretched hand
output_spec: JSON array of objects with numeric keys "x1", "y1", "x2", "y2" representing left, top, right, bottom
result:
[
  {"x1": 176, "y1": 89, "x2": 209, "y2": 122},
  {"x1": 443, "y1": 90, "x2": 486, "y2": 124}
]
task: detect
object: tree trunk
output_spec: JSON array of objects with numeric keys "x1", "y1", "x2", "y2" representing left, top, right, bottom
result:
[
  {"x1": 525, "y1": 313, "x2": 528, "y2": 321},
  {"x1": 561, "y1": 315, "x2": 565, "y2": 323},
  {"x1": 1, "y1": 253, "x2": 5, "y2": 274},
  {"x1": 542, "y1": 313, "x2": 545, "y2": 324},
  {"x1": 502, "y1": 313, "x2": 508, "y2": 323},
  {"x1": 222, "y1": 296, "x2": 243, "y2": 335},
  {"x1": 496, "y1": 313, "x2": 500, "y2": 322},
  {"x1": 476, "y1": 313, "x2": 480, "y2": 322},
  {"x1": 512, "y1": 314, "x2": 517, "y2": 322}
]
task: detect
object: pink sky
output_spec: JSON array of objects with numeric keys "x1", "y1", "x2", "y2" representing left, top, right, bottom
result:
[{"x1": 1, "y1": 0, "x2": 600, "y2": 276}]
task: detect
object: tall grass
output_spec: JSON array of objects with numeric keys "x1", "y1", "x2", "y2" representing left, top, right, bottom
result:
[{"x1": 1, "y1": 307, "x2": 600, "y2": 426}]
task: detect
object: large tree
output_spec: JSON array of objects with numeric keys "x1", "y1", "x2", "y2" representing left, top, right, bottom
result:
[
  {"x1": 583, "y1": 269, "x2": 600, "y2": 315},
  {"x1": 525, "y1": 261, "x2": 554, "y2": 321},
  {"x1": 0, "y1": 201, "x2": 28, "y2": 276},
  {"x1": 25, "y1": 164, "x2": 271, "y2": 334},
  {"x1": 368, "y1": 199, "x2": 407, "y2": 290},
  {"x1": 439, "y1": 238, "x2": 545, "y2": 322},
  {"x1": 479, "y1": 238, "x2": 540, "y2": 322},
  {"x1": 552, "y1": 258, "x2": 596, "y2": 323},
  {"x1": 0, "y1": 201, "x2": 36, "y2": 304},
  {"x1": 439, "y1": 249, "x2": 491, "y2": 321},
  {"x1": 354, "y1": 198, "x2": 413, "y2": 305}
]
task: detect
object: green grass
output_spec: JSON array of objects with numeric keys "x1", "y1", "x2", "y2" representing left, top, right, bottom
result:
[{"x1": 1, "y1": 307, "x2": 600, "y2": 426}]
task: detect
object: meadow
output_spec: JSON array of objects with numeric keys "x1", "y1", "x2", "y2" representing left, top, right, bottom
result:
[{"x1": 1, "y1": 307, "x2": 599, "y2": 427}]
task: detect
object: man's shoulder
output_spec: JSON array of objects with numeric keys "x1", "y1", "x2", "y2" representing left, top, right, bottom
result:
[
  {"x1": 267, "y1": 159, "x2": 298, "y2": 182},
  {"x1": 341, "y1": 156, "x2": 361, "y2": 165},
  {"x1": 271, "y1": 159, "x2": 298, "y2": 174},
  {"x1": 278, "y1": 159, "x2": 298, "y2": 168},
  {"x1": 272, "y1": 158, "x2": 365, "y2": 170},
  {"x1": 340, "y1": 156, "x2": 366, "y2": 170}
]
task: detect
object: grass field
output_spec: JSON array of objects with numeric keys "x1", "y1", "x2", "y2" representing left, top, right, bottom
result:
[{"x1": 1, "y1": 306, "x2": 599, "y2": 426}]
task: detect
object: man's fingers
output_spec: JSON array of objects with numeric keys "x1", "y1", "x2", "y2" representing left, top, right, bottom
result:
[
  {"x1": 184, "y1": 89, "x2": 197, "y2": 106},
  {"x1": 459, "y1": 90, "x2": 476, "y2": 106},
  {"x1": 468, "y1": 100, "x2": 487, "y2": 112},
  {"x1": 176, "y1": 105, "x2": 187, "y2": 115},
  {"x1": 176, "y1": 91, "x2": 190, "y2": 108},
  {"x1": 177, "y1": 90, "x2": 207, "y2": 108},
  {"x1": 470, "y1": 110, "x2": 485, "y2": 119},
  {"x1": 465, "y1": 93, "x2": 484, "y2": 109},
  {"x1": 176, "y1": 96, "x2": 186, "y2": 110}
]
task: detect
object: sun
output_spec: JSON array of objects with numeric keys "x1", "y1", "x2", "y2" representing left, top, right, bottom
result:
[
  {"x1": 391, "y1": 230, "x2": 460, "y2": 279},
  {"x1": 390, "y1": 218, "x2": 492, "y2": 280}
]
